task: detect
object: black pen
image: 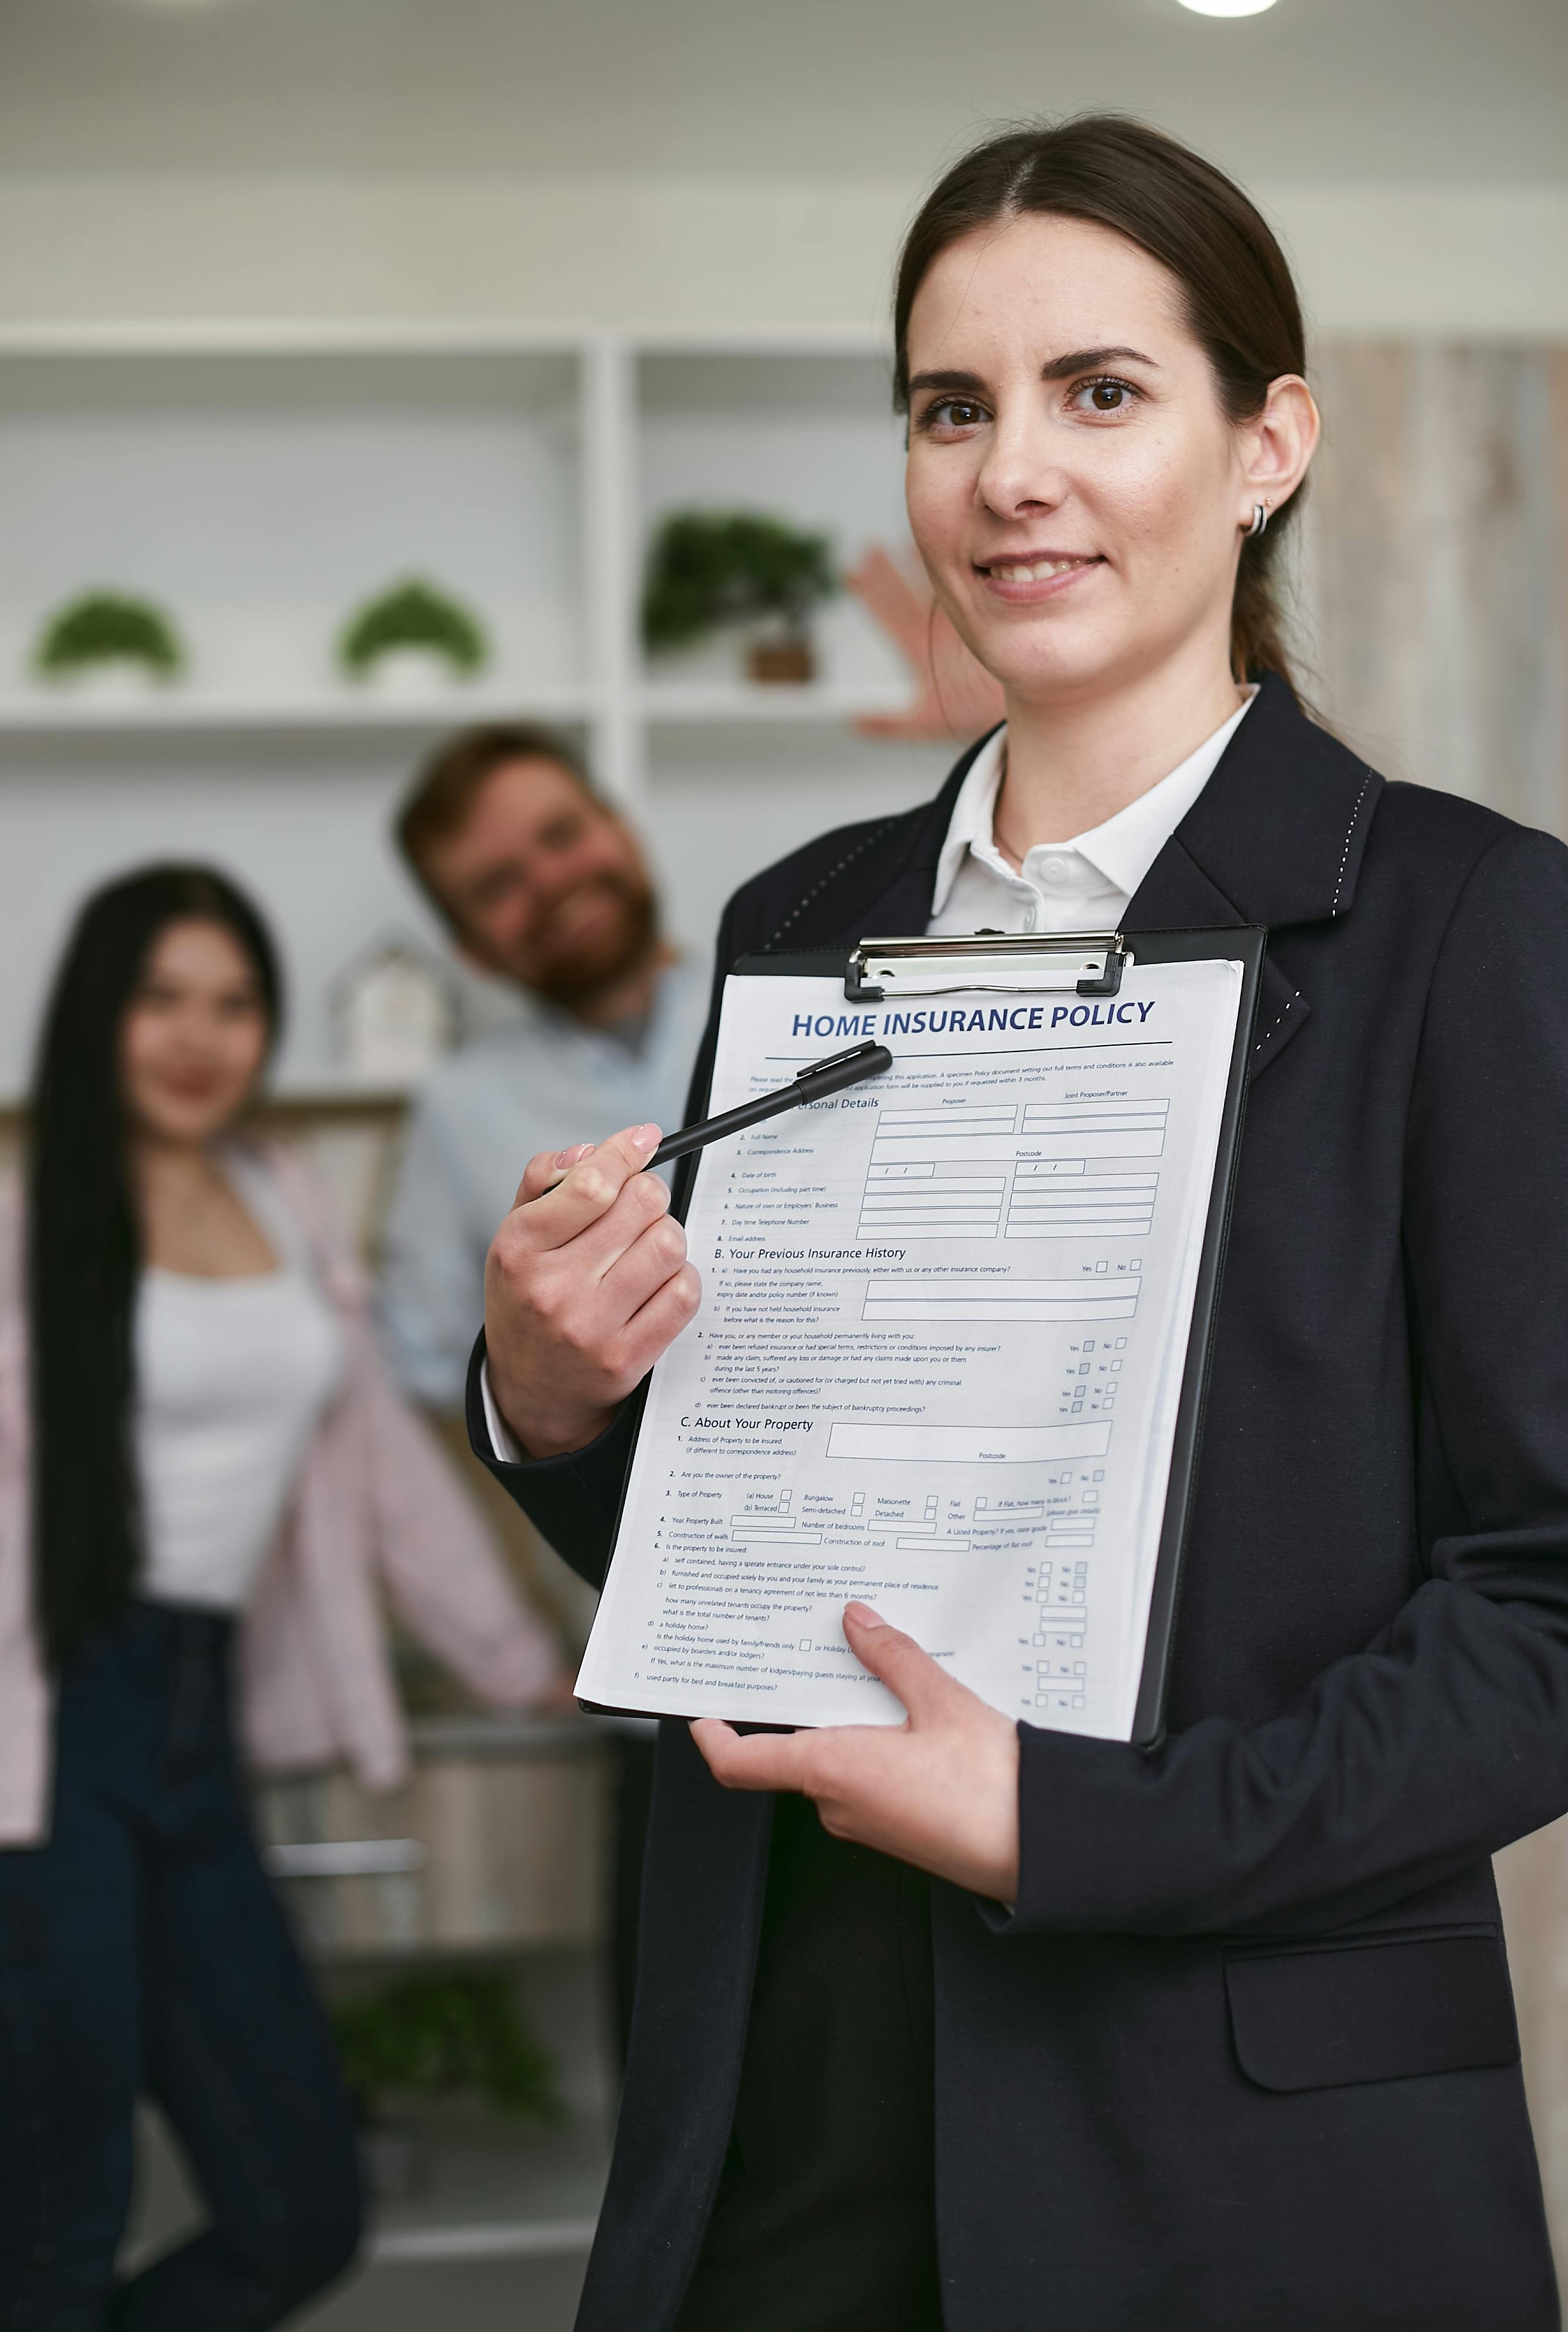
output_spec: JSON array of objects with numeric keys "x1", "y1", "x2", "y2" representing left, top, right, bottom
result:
[{"x1": 648, "y1": 1040, "x2": 892, "y2": 1168}]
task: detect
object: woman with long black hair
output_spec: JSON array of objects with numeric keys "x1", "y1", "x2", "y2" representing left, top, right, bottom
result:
[
  {"x1": 473, "y1": 116, "x2": 1568, "y2": 2332},
  {"x1": 0, "y1": 864, "x2": 561, "y2": 2328}
]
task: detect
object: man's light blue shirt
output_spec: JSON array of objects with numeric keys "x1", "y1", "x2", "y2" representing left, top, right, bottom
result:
[{"x1": 379, "y1": 955, "x2": 711, "y2": 1409}]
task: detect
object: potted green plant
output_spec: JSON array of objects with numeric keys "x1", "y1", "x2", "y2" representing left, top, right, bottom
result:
[
  {"x1": 641, "y1": 510, "x2": 838, "y2": 683},
  {"x1": 33, "y1": 592, "x2": 186, "y2": 694},
  {"x1": 337, "y1": 577, "x2": 489, "y2": 694},
  {"x1": 329, "y1": 1967, "x2": 562, "y2": 2196}
]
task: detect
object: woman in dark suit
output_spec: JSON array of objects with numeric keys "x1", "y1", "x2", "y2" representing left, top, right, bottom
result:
[{"x1": 472, "y1": 117, "x2": 1568, "y2": 2332}]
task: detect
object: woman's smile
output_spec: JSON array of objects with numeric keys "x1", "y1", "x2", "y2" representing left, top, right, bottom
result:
[{"x1": 976, "y1": 552, "x2": 1105, "y2": 602}]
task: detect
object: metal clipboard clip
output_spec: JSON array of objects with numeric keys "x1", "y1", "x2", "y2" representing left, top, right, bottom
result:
[{"x1": 844, "y1": 930, "x2": 1131, "y2": 1003}]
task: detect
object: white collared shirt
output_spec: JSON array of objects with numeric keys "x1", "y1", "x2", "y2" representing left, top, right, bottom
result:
[{"x1": 928, "y1": 692, "x2": 1255, "y2": 939}]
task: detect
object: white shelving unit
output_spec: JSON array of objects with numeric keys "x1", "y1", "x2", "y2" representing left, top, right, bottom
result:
[{"x1": 0, "y1": 322, "x2": 955, "y2": 1097}]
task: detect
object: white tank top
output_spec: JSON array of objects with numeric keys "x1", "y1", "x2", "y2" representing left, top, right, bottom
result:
[{"x1": 134, "y1": 1152, "x2": 346, "y2": 1612}]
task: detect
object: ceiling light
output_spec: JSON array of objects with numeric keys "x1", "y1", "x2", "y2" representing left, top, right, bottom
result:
[{"x1": 1175, "y1": 0, "x2": 1279, "y2": 14}]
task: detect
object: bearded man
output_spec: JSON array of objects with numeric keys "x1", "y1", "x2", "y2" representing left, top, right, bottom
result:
[{"x1": 380, "y1": 722, "x2": 705, "y2": 1412}]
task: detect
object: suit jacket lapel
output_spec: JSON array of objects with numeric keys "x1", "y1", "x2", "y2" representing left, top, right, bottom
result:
[
  {"x1": 1127, "y1": 677, "x2": 1384, "y2": 1079},
  {"x1": 1125, "y1": 833, "x2": 1307, "y2": 1078}
]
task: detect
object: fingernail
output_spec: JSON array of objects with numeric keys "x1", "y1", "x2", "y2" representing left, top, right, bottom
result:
[
  {"x1": 552, "y1": 1143, "x2": 594, "y2": 1170},
  {"x1": 630, "y1": 1124, "x2": 660, "y2": 1155},
  {"x1": 844, "y1": 1602, "x2": 885, "y2": 1628}
]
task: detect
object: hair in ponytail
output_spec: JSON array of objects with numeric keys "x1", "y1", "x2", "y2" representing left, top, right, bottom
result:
[{"x1": 892, "y1": 114, "x2": 1307, "y2": 689}]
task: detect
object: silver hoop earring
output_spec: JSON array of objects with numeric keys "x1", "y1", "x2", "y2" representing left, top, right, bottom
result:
[{"x1": 1247, "y1": 503, "x2": 1269, "y2": 538}]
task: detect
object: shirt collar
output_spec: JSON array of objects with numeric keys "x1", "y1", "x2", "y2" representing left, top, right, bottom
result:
[{"x1": 928, "y1": 690, "x2": 1256, "y2": 919}]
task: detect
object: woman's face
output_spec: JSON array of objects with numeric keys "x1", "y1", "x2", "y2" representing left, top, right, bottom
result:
[
  {"x1": 119, "y1": 918, "x2": 271, "y2": 1148},
  {"x1": 903, "y1": 213, "x2": 1301, "y2": 707}
]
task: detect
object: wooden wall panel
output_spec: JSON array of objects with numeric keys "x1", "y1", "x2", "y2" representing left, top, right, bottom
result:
[{"x1": 1306, "y1": 340, "x2": 1567, "y2": 838}]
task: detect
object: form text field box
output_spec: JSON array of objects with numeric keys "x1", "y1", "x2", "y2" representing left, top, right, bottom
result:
[
  {"x1": 866, "y1": 1177, "x2": 1006, "y2": 1195},
  {"x1": 826, "y1": 1422, "x2": 1113, "y2": 1464},
  {"x1": 1009, "y1": 1199, "x2": 1154, "y2": 1218},
  {"x1": 1008, "y1": 1228, "x2": 1149, "y2": 1243},
  {"x1": 1023, "y1": 1100, "x2": 1169, "y2": 1125},
  {"x1": 1015, "y1": 1164, "x2": 1152, "y2": 1185},
  {"x1": 861, "y1": 1202, "x2": 1001, "y2": 1217},
  {"x1": 868, "y1": 1294, "x2": 1138, "y2": 1317},
  {"x1": 879, "y1": 1106, "x2": 1019, "y2": 1130},
  {"x1": 864, "y1": 1275, "x2": 1141, "y2": 1323},
  {"x1": 859, "y1": 1224, "x2": 1003, "y2": 1241},
  {"x1": 871, "y1": 1133, "x2": 1163, "y2": 1165},
  {"x1": 1018, "y1": 1114, "x2": 1167, "y2": 1134}
]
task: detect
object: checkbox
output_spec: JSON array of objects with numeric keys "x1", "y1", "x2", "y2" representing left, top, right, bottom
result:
[{"x1": 798, "y1": 1637, "x2": 811, "y2": 1651}]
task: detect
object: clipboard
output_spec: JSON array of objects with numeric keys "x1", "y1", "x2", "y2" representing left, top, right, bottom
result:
[{"x1": 579, "y1": 924, "x2": 1264, "y2": 1749}]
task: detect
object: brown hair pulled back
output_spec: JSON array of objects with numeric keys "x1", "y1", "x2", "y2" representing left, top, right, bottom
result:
[{"x1": 893, "y1": 115, "x2": 1307, "y2": 689}]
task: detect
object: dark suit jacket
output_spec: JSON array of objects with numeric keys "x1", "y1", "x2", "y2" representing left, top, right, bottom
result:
[{"x1": 471, "y1": 676, "x2": 1568, "y2": 2331}]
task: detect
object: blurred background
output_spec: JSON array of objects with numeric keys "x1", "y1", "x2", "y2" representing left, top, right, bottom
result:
[{"x1": 0, "y1": 2, "x2": 1563, "y2": 2326}]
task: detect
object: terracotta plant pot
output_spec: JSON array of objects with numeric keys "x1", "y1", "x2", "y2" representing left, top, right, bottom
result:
[{"x1": 747, "y1": 637, "x2": 815, "y2": 685}]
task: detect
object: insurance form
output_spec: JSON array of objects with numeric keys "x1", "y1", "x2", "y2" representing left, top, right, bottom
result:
[{"x1": 575, "y1": 955, "x2": 1246, "y2": 1741}]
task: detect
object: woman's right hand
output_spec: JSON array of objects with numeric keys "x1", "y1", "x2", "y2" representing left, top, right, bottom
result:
[{"x1": 482, "y1": 1123, "x2": 701, "y2": 1461}]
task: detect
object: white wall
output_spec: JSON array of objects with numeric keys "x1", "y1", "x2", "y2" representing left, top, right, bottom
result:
[{"x1": 0, "y1": 171, "x2": 1563, "y2": 339}]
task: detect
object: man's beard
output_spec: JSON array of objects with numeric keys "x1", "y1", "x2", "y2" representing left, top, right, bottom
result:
[{"x1": 523, "y1": 872, "x2": 660, "y2": 1012}]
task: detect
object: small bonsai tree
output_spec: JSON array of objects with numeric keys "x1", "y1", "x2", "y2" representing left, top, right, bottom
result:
[
  {"x1": 338, "y1": 577, "x2": 488, "y2": 680},
  {"x1": 33, "y1": 592, "x2": 185, "y2": 683},
  {"x1": 328, "y1": 1969, "x2": 562, "y2": 2127},
  {"x1": 642, "y1": 510, "x2": 837, "y2": 656}
]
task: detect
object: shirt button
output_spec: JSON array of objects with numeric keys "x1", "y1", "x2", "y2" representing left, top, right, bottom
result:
[{"x1": 1038, "y1": 854, "x2": 1076, "y2": 887}]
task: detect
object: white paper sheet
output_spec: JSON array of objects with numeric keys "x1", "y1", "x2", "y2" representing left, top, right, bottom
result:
[{"x1": 575, "y1": 958, "x2": 1243, "y2": 1740}]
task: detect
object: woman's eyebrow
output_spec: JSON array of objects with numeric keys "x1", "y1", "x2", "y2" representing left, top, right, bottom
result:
[
  {"x1": 907, "y1": 369, "x2": 990, "y2": 398},
  {"x1": 1040, "y1": 345, "x2": 1159, "y2": 379}
]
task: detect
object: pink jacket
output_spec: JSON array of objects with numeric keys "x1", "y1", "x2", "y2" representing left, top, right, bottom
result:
[{"x1": 0, "y1": 1140, "x2": 559, "y2": 1845}]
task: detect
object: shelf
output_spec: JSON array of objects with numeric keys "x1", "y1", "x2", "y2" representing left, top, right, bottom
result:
[
  {"x1": 0, "y1": 682, "x2": 920, "y2": 738},
  {"x1": 0, "y1": 683, "x2": 915, "y2": 745},
  {"x1": 0, "y1": 686, "x2": 594, "y2": 743},
  {"x1": 0, "y1": 329, "x2": 586, "y2": 417}
]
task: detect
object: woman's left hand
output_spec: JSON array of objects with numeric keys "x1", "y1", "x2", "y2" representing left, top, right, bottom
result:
[{"x1": 690, "y1": 1604, "x2": 1020, "y2": 1904}]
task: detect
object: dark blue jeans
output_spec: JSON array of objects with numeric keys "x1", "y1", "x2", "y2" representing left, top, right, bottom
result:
[{"x1": 0, "y1": 1602, "x2": 363, "y2": 2330}]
